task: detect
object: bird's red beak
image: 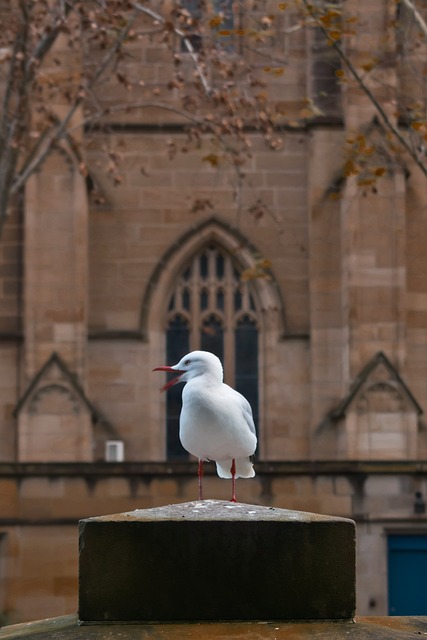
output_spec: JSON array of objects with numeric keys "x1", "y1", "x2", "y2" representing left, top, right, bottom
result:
[{"x1": 152, "y1": 366, "x2": 185, "y2": 392}]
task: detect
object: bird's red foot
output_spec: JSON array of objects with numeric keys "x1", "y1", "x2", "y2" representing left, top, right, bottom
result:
[
  {"x1": 198, "y1": 459, "x2": 204, "y2": 500},
  {"x1": 230, "y1": 458, "x2": 237, "y2": 502}
]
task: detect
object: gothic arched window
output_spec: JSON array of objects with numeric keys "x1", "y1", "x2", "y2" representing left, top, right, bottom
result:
[{"x1": 166, "y1": 243, "x2": 259, "y2": 459}]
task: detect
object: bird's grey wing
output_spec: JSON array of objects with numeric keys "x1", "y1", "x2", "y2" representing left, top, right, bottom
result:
[
  {"x1": 224, "y1": 384, "x2": 257, "y2": 437},
  {"x1": 240, "y1": 394, "x2": 257, "y2": 436}
]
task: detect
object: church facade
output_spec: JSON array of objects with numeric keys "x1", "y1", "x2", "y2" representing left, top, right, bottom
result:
[{"x1": 0, "y1": 0, "x2": 427, "y2": 625}]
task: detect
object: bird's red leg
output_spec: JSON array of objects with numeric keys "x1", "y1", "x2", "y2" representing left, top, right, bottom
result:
[
  {"x1": 198, "y1": 459, "x2": 204, "y2": 500},
  {"x1": 230, "y1": 458, "x2": 237, "y2": 502}
]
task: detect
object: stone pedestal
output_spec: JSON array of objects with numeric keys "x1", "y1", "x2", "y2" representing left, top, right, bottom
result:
[{"x1": 79, "y1": 500, "x2": 355, "y2": 622}]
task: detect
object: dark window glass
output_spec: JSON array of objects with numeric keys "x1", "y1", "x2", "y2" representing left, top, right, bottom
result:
[
  {"x1": 182, "y1": 33, "x2": 203, "y2": 52},
  {"x1": 200, "y1": 253, "x2": 208, "y2": 279},
  {"x1": 235, "y1": 315, "x2": 258, "y2": 444},
  {"x1": 180, "y1": 0, "x2": 201, "y2": 16},
  {"x1": 311, "y1": 53, "x2": 342, "y2": 115},
  {"x1": 213, "y1": 0, "x2": 234, "y2": 50},
  {"x1": 180, "y1": 0, "x2": 235, "y2": 52},
  {"x1": 182, "y1": 288, "x2": 190, "y2": 311},
  {"x1": 216, "y1": 253, "x2": 225, "y2": 279},
  {"x1": 311, "y1": 3, "x2": 342, "y2": 118},
  {"x1": 216, "y1": 289, "x2": 224, "y2": 310},
  {"x1": 166, "y1": 316, "x2": 190, "y2": 460},
  {"x1": 214, "y1": 0, "x2": 233, "y2": 27},
  {"x1": 180, "y1": 0, "x2": 203, "y2": 52},
  {"x1": 201, "y1": 315, "x2": 224, "y2": 362},
  {"x1": 200, "y1": 288, "x2": 209, "y2": 310},
  {"x1": 234, "y1": 288, "x2": 242, "y2": 311}
]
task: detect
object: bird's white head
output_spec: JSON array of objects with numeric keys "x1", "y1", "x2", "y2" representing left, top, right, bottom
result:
[{"x1": 153, "y1": 350, "x2": 223, "y2": 392}]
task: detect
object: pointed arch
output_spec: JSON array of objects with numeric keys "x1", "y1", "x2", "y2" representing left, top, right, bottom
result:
[
  {"x1": 145, "y1": 217, "x2": 286, "y2": 461},
  {"x1": 141, "y1": 216, "x2": 286, "y2": 339}
]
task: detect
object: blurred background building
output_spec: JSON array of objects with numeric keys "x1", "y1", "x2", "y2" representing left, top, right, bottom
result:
[{"x1": 0, "y1": 0, "x2": 427, "y2": 625}]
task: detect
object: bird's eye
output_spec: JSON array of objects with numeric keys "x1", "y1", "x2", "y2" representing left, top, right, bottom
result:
[{"x1": 184, "y1": 359, "x2": 191, "y2": 366}]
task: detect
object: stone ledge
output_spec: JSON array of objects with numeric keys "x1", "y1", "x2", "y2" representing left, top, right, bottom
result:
[
  {"x1": 79, "y1": 500, "x2": 355, "y2": 622},
  {"x1": 2, "y1": 615, "x2": 427, "y2": 639},
  {"x1": 0, "y1": 460, "x2": 427, "y2": 478}
]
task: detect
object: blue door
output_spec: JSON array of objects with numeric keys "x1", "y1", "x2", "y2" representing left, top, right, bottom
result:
[{"x1": 388, "y1": 535, "x2": 427, "y2": 615}]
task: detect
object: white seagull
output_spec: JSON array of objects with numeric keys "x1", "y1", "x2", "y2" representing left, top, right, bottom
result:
[{"x1": 153, "y1": 350, "x2": 257, "y2": 502}]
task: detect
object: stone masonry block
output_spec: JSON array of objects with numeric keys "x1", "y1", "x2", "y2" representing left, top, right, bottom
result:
[{"x1": 79, "y1": 500, "x2": 356, "y2": 622}]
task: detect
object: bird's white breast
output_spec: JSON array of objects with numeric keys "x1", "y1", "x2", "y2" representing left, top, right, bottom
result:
[{"x1": 179, "y1": 379, "x2": 257, "y2": 461}]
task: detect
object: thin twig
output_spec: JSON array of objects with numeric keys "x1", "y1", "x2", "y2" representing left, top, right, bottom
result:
[
  {"x1": 90, "y1": 7, "x2": 139, "y2": 87},
  {"x1": 27, "y1": 1, "x2": 73, "y2": 75},
  {"x1": 400, "y1": 0, "x2": 427, "y2": 40}
]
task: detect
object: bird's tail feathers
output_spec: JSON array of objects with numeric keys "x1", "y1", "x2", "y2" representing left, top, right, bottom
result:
[{"x1": 216, "y1": 457, "x2": 255, "y2": 479}]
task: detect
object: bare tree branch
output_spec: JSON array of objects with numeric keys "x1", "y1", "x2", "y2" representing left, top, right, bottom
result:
[
  {"x1": 132, "y1": 1, "x2": 212, "y2": 96},
  {"x1": 10, "y1": 1, "x2": 217, "y2": 199},
  {"x1": 400, "y1": 0, "x2": 427, "y2": 40},
  {"x1": 10, "y1": 4, "x2": 141, "y2": 197},
  {"x1": 0, "y1": 1, "x2": 79, "y2": 233},
  {"x1": 302, "y1": 0, "x2": 427, "y2": 178},
  {"x1": 90, "y1": 6, "x2": 140, "y2": 87},
  {"x1": 2, "y1": 0, "x2": 427, "y2": 238},
  {"x1": 0, "y1": 1, "x2": 31, "y2": 233},
  {"x1": 27, "y1": 2, "x2": 72, "y2": 73}
]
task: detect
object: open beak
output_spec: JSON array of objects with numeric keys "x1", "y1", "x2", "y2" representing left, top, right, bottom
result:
[{"x1": 152, "y1": 365, "x2": 185, "y2": 392}]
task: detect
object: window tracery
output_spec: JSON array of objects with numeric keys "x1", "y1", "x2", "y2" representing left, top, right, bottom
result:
[{"x1": 166, "y1": 242, "x2": 259, "y2": 459}]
